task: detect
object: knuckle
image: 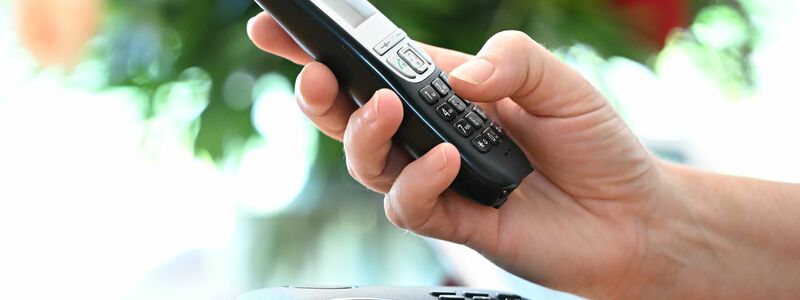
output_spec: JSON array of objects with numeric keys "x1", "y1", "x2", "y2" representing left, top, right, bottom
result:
[
  {"x1": 366, "y1": 176, "x2": 394, "y2": 193},
  {"x1": 493, "y1": 30, "x2": 534, "y2": 45},
  {"x1": 343, "y1": 147, "x2": 393, "y2": 192},
  {"x1": 481, "y1": 31, "x2": 537, "y2": 68},
  {"x1": 489, "y1": 30, "x2": 541, "y2": 58},
  {"x1": 406, "y1": 217, "x2": 431, "y2": 233},
  {"x1": 345, "y1": 157, "x2": 361, "y2": 182},
  {"x1": 325, "y1": 125, "x2": 347, "y2": 140},
  {"x1": 389, "y1": 181, "x2": 429, "y2": 232},
  {"x1": 360, "y1": 168, "x2": 395, "y2": 193},
  {"x1": 347, "y1": 107, "x2": 366, "y2": 129},
  {"x1": 342, "y1": 112, "x2": 362, "y2": 142},
  {"x1": 347, "y1": 109, "x2": 361, "y2": 127},
  {"x1": 383, "y1": 195, "x2": 405, "y2": 229},
  {"x1": 294, "y1": 80, "x2": 306, "y2": 104}
]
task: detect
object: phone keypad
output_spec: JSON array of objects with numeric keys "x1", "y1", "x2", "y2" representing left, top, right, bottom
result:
[
  {"x1": 472, "y1": 105, "x2": 488, "y2": 121},
  {"x1": 418, "y1": 72, "x2": 506, "y2": 154},
  {"x1": 436, "y1": 104, "x2": 458, "y2": 122},
  {"x1": 431, "y1": 78, "x2": 451, "y2": 96},
  {"x1": 463, "y1": 292, "x2": 491, "y2": 298},
  {"x1": 490, "y1": 122, "x2": 505, "y2": 137},
  {"x1": 428, "y1": 289, "x2": 527, "y2": 300},
  {"x1": 420, "y1": 86, "x2": 441, "y2": 104},
  {"x1": 471, "y1": 135, "x2": 492, "y2": 154},
  {"x1": 447, "y1": 96, "x2": 467, "y2": 113},
  {"x1": 454, "y1": 120, "x2": 476, "y2": 137},
  {"x1": 483, "y1": 128, "x2": 501, "y2": 145},
  {"x1": 439, "y1": 72, "x2": 450, "y2": 85},
  {"x1": 465, "y1": 112, "x2": 485, "y2": 128},
  {"x1": 438, "y1": 296, "x2": 465, "y2": 300}
]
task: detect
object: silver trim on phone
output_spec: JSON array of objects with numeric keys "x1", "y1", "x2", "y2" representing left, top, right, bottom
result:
[{"x1": 310, "y1": 0, "x2": 436, "y2": 83}]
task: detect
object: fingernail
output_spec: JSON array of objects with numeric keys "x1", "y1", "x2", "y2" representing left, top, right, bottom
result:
[
  {"x1": 430, "y1": 144, "x2": 450, "y2": 172},
  {"x1": 295, "y1": 67, "x2": 325, "y2": 116},
  {"x1": 451, "y1": 58, "x2": 495, "y2": 85},
  {"x1": 294, "y1": 67, "x2": 309, "y2": 111},
  {"x1": 246, "y1": 17, "x2": 257, "y2": 40},
  {"x1": 363, "y1": 91, "x2": 382, "y2": 122}
]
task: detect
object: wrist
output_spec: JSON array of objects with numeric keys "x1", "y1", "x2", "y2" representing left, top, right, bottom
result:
[
  {"x1": 631, "y1": 161, "x2": 800, "y2": 299},
  {"x1": 619, "y1": 160, "x2": 726, "y2": 299}
]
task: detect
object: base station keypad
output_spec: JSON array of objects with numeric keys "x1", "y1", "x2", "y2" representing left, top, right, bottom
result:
[
  {"x1": 428, "y1": 290, "x2": 526, "y2": 300},
  {"x1": 419, "y1": 72, "x2": 506, "y2": 153}
]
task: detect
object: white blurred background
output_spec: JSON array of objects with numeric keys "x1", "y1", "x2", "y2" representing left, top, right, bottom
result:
[{"x1": 0, "y1": 0, "x2": 797, "y2": 299}]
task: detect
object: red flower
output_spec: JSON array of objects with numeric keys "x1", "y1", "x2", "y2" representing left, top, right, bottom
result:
[
  {"x1": 14, "y1": 0, "x2": 103, "y2": 67},
  {"x1": 612, "y1": 0, "x2": 688, "y2": 48}
]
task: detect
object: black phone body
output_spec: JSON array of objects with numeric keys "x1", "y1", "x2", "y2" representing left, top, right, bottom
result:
[
  {"x1": 238, "y1": 286, "x2": 528, "y2": 300},
  {"x1": 254, "y1": 0, "x2": 533, "y2": 207}
]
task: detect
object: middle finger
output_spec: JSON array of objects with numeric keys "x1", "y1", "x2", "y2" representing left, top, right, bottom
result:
[{"x1": 343, "y1": 89, "x2": 410, "y2": 193}]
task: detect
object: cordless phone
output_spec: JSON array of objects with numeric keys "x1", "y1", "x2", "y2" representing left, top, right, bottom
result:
[
  {"x1": 253, "y1": 0, "x2": 534, "y2": 207},
  {"x1": 238, "y1": 286, "x2": 529, "y2": 300}
]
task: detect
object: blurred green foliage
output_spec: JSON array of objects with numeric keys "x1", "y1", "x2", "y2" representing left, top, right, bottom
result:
[
  {"x1": 87, "y1": 0, "x2": 757, "y2": 288},
  {"x1": 101, "y1": 0, "x2": 752, "y2": 166}
]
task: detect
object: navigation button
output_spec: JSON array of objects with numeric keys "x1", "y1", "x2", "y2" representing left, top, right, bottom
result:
[
  {"x1": 387, "y1": 54, "x2": 417, "y2": 79},
  {"x1": 410, "y1": 41, "x2": 434, "y2": 63},
  {"x1": 399, "y1": 46, "x2": 429, "y2": 74},
  {"x1": 374, "y1": 31, "x2": 406, "y2": 55}
]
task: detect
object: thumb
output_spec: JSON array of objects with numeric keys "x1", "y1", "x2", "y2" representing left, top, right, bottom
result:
[{"x1": 449, "y1": 31, "x2": 605, "y2": 118}]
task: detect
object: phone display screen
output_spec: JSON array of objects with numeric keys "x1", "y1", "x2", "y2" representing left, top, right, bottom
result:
[{"x1": 320, "y1": 0, "x2": 377, "y2": 27}]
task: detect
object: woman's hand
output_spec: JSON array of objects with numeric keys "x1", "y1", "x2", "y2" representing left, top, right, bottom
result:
[{"x1": 248, "y1": 12, "x2": 800, "y2": 299}]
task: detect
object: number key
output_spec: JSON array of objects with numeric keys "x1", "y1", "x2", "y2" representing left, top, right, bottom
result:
[
  {"x1": 436, "y1": 104, "x2": 458, "y2": 121},
  {"x1": 453, "y1": 119, "x2": 475, "y2": 137},
  {"x1": 420, "y1": 85, "x2": 440, "y2": 105},
  {"x1": 432, "y1": 78, "x2": 451, "y2": 96},
  {"x1": 471, "y1": 135, "x2": 492, "y2": 153},
  {"x1": 447, "y1": 95, "x2": 468, "y2": 113},
  {"x1": 473, "y1": 105, "x2": 488, "y2": 120},
  {"x1": 465, "y1": 112, "x2": 484, "y2": 128},
  {"x1": 490, "y1": 122, "x2": 505, "y2": 137},
  {"x1": 483, "y1": 128, "x2": 501, "y2": 145}
]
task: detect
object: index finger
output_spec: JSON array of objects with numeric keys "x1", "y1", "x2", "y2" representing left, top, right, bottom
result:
[
  {"x1": 247, "y1": 12, "x2": 473, "y2": 71},
  {"x1": 247, "y1": 12, "x2": 313, "y2": 65}
]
